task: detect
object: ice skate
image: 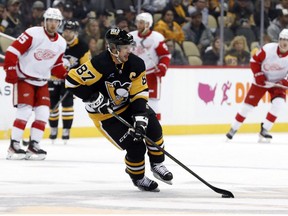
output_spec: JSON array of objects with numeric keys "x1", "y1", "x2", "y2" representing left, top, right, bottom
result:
[
  {"x1": 132, "y1": 176, "x2": 160, "y2": 192},
  {"x1": 6, "y1": 140, "x2": 26, "y2": 160},
  {"x1": 49, "y1": 127, "x2": 58, "y2": 144},
  {"x1": 258, "y1": 123, "x2": 272, "y2": 143},
  {"x1": 25, "y1": 140, "x2": 47, "y2": 160},
  {"x1": 151, "y1": 163, "x2": 173, "y2": 185},
  {"x1": 62, "y1": 128, "x2": 70, "y2": 145},
  {"x1": 226, "y1": 128, "x2": 237, "y2": 141}
]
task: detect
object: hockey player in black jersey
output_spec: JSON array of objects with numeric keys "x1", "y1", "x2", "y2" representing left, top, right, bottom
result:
[
  {"x1": 65, "y1": 27, "x2": 173, "y2": 192},
  {"x1": 48, "y1": 20, "x2": 90, "y2": 144}
]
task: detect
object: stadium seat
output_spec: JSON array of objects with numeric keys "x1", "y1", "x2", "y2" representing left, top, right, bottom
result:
[
  {"x1": 182, "y1": 41, "x2": 200, "y2": 57},
  {"x1": 0, "y1": 36, "x2": 13, "y2": 53},
  {"x1": 153, "y1": 13, "x2": 162, "y2": 23},
  {"x1": 188, "y1": 56, "x2": 202, "y2": 65},
  {"x1": 208, "y1": 15, "x2": 218, "y2": 32}
]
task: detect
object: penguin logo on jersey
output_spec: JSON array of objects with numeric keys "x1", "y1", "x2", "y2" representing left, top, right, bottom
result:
[{"x1": 105, "y1": 81, "x2": 131, "y2": 106}]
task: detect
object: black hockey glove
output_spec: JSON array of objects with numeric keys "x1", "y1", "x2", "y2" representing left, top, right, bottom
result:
[
  {"x1": 83, "y1": 92, "x2": 112, "y2": 114},
  {"x1": 129, "y1": 114, "x2": 148, "y2": 142}
]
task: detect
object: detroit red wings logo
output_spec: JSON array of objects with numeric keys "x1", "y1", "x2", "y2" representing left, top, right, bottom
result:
[{"x1": 34, "y1": 49, "x2": 56, "y2": 60}]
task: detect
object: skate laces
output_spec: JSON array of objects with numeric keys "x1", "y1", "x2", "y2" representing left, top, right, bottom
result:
[
  {"x1": 50, "y1": 128, "x2": 58, "y2": 136},
  {"x1": 152, "y1": 163, "x2": 169, "y2": 176},
  {"x1": 228, "y1": 129, "x2": 236, "y2": 136},
  {"x1": 135, "y1": 176, "x2": 153, "y2": 187},
  {"x1": 62, "y1": 129, "x2": 70, "y2": 136},
  {"x1": 31, "y1": 142, "x2": 41, "y2": 151},
  {"x1": 12, "y1": 141, "x2": 21, "y2": 150}
]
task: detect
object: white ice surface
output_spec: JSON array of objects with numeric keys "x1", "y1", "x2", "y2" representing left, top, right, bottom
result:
[{"x1": 0, "y1": 133, "x2": 288, "y2": 215}]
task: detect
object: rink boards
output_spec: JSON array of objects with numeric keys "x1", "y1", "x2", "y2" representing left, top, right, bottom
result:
[{"x1": 1, "y1": 66, "x2": 288, "y2": 139}]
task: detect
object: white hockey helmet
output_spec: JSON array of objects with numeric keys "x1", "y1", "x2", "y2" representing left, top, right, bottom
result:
[
  {"x1": 279, "y1": 29, "x2": 288, "y2": 52},
  {"x1": 136, "y1": 12, "x2": 153, "y2": 28},
  {"x1": 279, "y1": 29, "x2": 288, "y2": 40},
  {"x1": 43, "y1": 7, "x2": 63, "y2": 21}
]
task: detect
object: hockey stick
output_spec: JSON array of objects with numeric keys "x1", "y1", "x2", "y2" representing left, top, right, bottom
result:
[
  {"x1": 107, "y1": 108, "x2": 234, "y2": 198},
  {"x1": 19, "y1": 77, "x2": 64, "y2": 82},
  {"x1": 51, "y1": 91, "x2": 70, "y2": 112},
  {"x1": 140, "y1": 38, "x2": 159, "y2": 75},
  {"x1": 265, "y1": 81, "x2": 288, "y2": 90}
]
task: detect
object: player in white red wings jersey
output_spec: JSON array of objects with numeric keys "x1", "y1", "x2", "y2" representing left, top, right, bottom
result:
[
  {"x1": 130, "y1": 12, "x2": 171, "y2": 120},
  {"x1": 226, "y1": 29, "x2": 288, "y2": 143},
  {"x1": 4, "y1": 8, "x2": 67, "y2": 160}
]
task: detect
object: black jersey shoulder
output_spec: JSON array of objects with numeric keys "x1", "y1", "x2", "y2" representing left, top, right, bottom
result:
[
  {"x1": 126, "y1": 53, "x2": 146, "y2": 75},
  {"x1": 66, "y1": 38, "x2": 89, "y2": 57}
]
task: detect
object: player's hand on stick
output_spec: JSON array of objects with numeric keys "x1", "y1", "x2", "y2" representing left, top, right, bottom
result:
[
  {"x1": 5, "y1": 66, "x2": 18, "y2": 84},
  {"x1": 155, "y1": 63, "x2": 167, "y2": 77},
  {"x1": 84, "y1": 92, "x2": 112, "y2": 114},
  {"x1": 129, "y1": 113, "x2": 148, "y2": 141},
  {"x1": 277, "y1": 79, "x2": 288, "y2": 87},
  {"x1": 254, "y1": 72, "x2": 266, "y2": 86}
]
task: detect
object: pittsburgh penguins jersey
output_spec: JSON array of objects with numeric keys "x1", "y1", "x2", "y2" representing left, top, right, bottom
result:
[
  {"x1": 64, "y1": 38, "x2": 90, "y2": 70},
  {"x1": 65, "y1": 50, "x2": 149, "y2": 120}
]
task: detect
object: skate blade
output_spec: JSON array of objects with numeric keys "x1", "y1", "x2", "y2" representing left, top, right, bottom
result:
[
  {"x1": 258, "y1": 136, "x2": 271, "y2": 143},
  {"x1": 6, "y1": 152, "x2": 26, "y2": 160},
  {"x1": 63, "y1": 140, "x2": 68, "y2": 145},
  {"x1": 152, "y1": 172, "x2": 173, "y2": 185},
  {"x1": 136, "y1": 186, "x2": 160, "y2": 192},
  {"x1": 51, "y1": 139, "x2": 56, "y2": 145},
  {"x1": 25, "y1": 153, "x2": 46, "y2": 160}
]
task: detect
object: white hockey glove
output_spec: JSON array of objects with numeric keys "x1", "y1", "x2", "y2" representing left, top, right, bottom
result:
[
  {"x1": 129, "y1": 114, "x2": 149, "y2": 142},
  {"x1": 84, "y1": 92, "x2": 112, "y2": 114}
]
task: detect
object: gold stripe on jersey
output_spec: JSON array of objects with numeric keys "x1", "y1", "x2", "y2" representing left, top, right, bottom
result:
[
  {"x1": 130, "y1": 71, "x2": 149, "y2": 102},
  {"x1": 80, "y1": 51, "x2": 91, "y2": 65},
  {"x1": 68, "y1": 61, "x2": 103, "y2": 86}
]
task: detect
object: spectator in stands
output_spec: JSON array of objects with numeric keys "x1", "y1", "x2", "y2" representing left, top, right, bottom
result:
[
  {"x1": 79, "y1": 19, "x2": 101, "y2": 44},
  {"x1": 97, "y1": 9, "x2": 113, "y2": 38},
  {"x1": 87, "y1": 36, "x2": 103, "y2": 58},
  {"x1": 182, "y1": 10, "x2": 213, "y2": 55},
  {"x1": 52, "y1": 0, "x2": 65, "y2": 13},
  {"x1": 164, "y1": 0, "x2": 190, "y2": 26},
  {"x1": 254, "y1": 0, "x2": 278, "y2": 32},
  {"x1": 141, "y1": 0, "x2": 168, "y2": 14},
  {"x1": 208, "y1": 0, "x2": 226, "y2": 21},
  {"x1": 166, "y1": 39, "x2": 188, "y2": 65},
  {"x1": 72, "y1": 0, "x2": 89, "y2": 30},
  {"x1": 188, "y1": 0, "x2": 209, "y2": 27},
  {"x1": 115, "y1": 15, "x2": 130, "y2": 32},
  {"x1": 58, "y1": 1, "x2": 74, "y2": 34},
  {"x1": 4, "y1": 0, "x2": 24, "y2": 38},
  {"x1": 202, "y1": 36, "x2": 221, "y2": 65},
  {"x1": 267, "y1": 9, "x2": 288, "y2": 42},
  {"x1": 224, "y1": 35, "x2": 250, "y2": 66},
  {"x1": 226, "y1": 0, "x2": 257, "y2": 46},
  {"x1": 250, "y1": 34, "x2": 272, "y2": 56},
  {"x1": 276, "y1": 0, "x2": 288, "y2": 10},
  {"x1": 0, "y1": 3, "x2": 7, "y2": 32},
  {"x1": 122, "y1": 6, "x2": 137, "y2": 32},
  {"x1": 26, "y1": 1, "x2": 45, "y2": 28},
  {"x1": 153, "y1": 8, "x2": 185, "y2": 44}
]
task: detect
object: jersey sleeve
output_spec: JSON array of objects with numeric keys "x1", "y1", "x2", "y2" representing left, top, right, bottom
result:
[
  {"x1": 250, "y1": 47, "x2": 266, "y2": 74},
  {"x1": 129, "y1": 58, "x2": 149, "y2": 114},
  {"x1": 4, "y1": 31, "x2": 33, "y2": 70},
  {"x1": 65, "y1": 60, "x2": 103, "y2": 100},
  {"x1": 51, "y1": 53, "x2": 67, "y2": 79}
]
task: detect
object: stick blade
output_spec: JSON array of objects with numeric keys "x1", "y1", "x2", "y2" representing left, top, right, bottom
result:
[{"x1": 221, "y1": 191, "x2": 234, "y2": 198}]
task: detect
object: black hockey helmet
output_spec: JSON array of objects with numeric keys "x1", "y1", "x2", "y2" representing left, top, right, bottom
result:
[
  {"x1": 63, "y1": 20, "x2": 79, "y2": 31},
  {"x1": 105, "y1": 27, "x2": 134, "y2": 46}
]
